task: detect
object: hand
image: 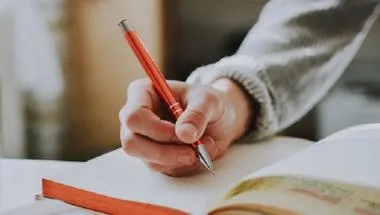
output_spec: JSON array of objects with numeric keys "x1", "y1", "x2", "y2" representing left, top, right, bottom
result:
[{"x1": 119, "y1": 78, "x2": 253, "y2": 176}]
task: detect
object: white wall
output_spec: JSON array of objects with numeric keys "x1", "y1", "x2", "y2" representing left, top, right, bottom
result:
[{"x1": 0, "y1": 0, "x2": 25, "y2": 158}]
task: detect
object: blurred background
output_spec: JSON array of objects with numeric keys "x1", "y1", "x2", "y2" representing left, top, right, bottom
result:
[{"x1": 0, "y1": 0, "x2": 379, "y2": 161}]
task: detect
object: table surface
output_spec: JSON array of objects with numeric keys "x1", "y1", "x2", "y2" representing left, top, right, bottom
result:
[{"x1": 0, "y1": 159, "x2": 82, "y2": 213}]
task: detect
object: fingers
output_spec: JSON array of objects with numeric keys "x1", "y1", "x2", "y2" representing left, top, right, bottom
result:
[
  {"x1": 120, "y1": 79, "x2": 230, "y2": 176},
  {"x1": 119, "y1": 79, "x2": 179, "y2": 143},
  {"x1": 146, "y1": 162, "x2": 204, "y2": 177},
  {"x1": 143, "y1": 136, "x2": 220, "y2": 177},
  {"x1": 122, "y1": 106, "x2": 180, "y2": 143},
  {"x1": 121, "y1": 125, "x2": 221, "y2": 176},
  {"x1": 176, "y1": 90, "x2": 224, "y2": 144},
  {"x1": 124, "y1": 79, "x2": 158, "y2": 113},
  {"x1": 121, "y1": 128, "x2": 196, "y2": 166}
]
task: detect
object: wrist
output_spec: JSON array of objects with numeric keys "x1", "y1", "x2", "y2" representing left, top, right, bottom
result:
[{"x1": 211, "y1": 78, "x2": 254, "y2": 140}]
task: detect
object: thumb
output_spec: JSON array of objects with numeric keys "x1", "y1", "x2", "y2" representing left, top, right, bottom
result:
[{"x1": 176, "y1": 92, "x2": 220, "y2": 143}]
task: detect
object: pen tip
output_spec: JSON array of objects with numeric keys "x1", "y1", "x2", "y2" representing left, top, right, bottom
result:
[{"x1": 196, "y1": 144, "x2": 216, "y2": 175}]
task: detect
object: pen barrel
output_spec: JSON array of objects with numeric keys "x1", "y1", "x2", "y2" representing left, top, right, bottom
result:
[
  {"x1": 120, "y1": 20, "x2": 213, "y2": 172},
  {"x1": 122, "y1": 28, "x2": 202, "y2": 148},
  {"x1": 168, "y1": 102, "x2": 184, "y2": 119},
  {"x1": 123, "y1": 31, "x2": 179, "y2": 113}
]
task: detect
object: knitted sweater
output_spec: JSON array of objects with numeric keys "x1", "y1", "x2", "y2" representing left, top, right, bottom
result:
[{"x1": 186, "y1": 0, "x2": 380, "y2": 141}]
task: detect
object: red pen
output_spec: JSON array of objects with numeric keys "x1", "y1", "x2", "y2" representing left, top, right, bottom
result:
[{"x1": 119, "y1": 19, "x2": 214, "y2": 173}]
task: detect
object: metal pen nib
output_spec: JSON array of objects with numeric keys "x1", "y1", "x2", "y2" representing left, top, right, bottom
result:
[{"x1": 196, "y1": 144, "x2": 215, "y2": 174}]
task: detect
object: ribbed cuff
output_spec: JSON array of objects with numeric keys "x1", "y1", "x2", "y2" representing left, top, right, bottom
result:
[{"x1": 186, "y1": 55, "x2": 278, "y2": 141}]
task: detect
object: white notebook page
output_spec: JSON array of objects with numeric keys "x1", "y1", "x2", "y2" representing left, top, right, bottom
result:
[
  {"x1": 43, "y1": 137, "x2": 310, "y2": 214},
  {"x1": 249, "y1": 124, "x2": 380, "y2": 189}
]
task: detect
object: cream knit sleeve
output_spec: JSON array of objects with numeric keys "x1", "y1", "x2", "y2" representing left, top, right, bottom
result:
[{"x1": 186, "y1": 0, "x2": 379, "y2": 141}]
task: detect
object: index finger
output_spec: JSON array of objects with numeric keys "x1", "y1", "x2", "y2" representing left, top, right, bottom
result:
[
  {"x1": 127, "y1": 79, "x2": 160, "y2": 112},
  {"x1": 119, "y1": 79, "x2": 157, "y2": 125},
  {"x1": 119, "y1": 79, "x2": 179, "y2": 142}
]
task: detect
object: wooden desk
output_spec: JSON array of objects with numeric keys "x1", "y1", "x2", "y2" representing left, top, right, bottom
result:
[{"x1": 0, "y1": 159, "x2": 81, "y2": 213}]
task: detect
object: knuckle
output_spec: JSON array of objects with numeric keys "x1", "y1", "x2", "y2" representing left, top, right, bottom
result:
[
  {"x1": 204, "y1": 90, "x2": 223, "y2": 112},
  {"x1": 125, "y1": 109, "x2": 140, "y2": 129},
  {"x1": 203, "y1": 90, "x2": 218, "y2": 104},
  {"x1": 127, "y1": 79, "x2": 150, "y2": 92},
  {"x1": 121, "y1": 133, "x2": 137, "y2": 156},
  {"x1": 118, "y1": 107, "x2": 127, "y2": 124}
]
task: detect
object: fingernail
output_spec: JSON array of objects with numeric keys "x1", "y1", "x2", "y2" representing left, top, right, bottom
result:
[
  {"x1": 177, "y1": 154, "x2": 193, "y2": 164},
  {"x1": 181, "y1": 123, "x2": 198, "y2": 140}
]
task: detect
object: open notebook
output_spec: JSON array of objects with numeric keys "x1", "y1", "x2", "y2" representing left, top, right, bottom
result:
[
  {"x1": 40, "y1": 137, "x2": 309, "y2": 215},
  {"x1": 5, "y1": 124, "x2": 380, "y2": 215}
]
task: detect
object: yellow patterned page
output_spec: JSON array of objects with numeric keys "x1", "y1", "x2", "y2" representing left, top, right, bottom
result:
[
  {"x1": 208, "y1": 176, "x2": 380, "y2": 215},
  {"x1": 207, "y1": 125, "x2": 380, "y2": 215}
]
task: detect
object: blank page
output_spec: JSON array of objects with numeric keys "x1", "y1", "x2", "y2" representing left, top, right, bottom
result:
[{"x1": 248, "y1": 124, "x2": 380, "y2": 188}]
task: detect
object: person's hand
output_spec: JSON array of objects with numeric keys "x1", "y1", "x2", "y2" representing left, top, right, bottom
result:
[{"x1": 119, "y1": 78, "x2": 254, "y2": 176}]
